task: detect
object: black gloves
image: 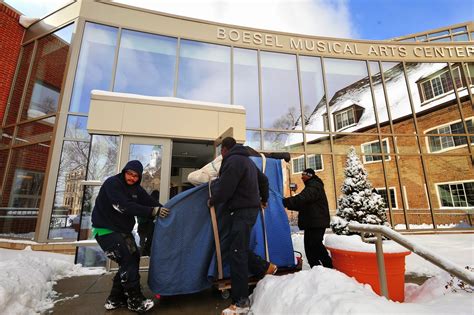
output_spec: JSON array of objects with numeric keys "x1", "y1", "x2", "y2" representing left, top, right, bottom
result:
[
  {"x1": 282, "y1": 198, "x2": 288, "y2": 208},
  {"x1": 152, "y1": 206, "x2": 170, "y2": 218}
]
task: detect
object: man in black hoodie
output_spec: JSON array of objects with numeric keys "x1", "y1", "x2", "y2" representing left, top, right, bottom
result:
[
  {"x1": 91, "y1": 160, "x2": 170, "y2": 312},
  {"x1": 282, "y1": 168, "x2": 333, "y2": 269},
  {"x1": 208, "y1": 137, "x2": 276, "y2": 315}
]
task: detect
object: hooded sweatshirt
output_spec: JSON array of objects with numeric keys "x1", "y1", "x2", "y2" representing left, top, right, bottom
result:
[{"x1": 91, "y1": 160, "x2": 160, "y2": 233}]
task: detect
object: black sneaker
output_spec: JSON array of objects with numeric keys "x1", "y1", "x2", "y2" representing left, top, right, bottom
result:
[
  {"x1": 127, "y1": 296, "x2": 154, "y2": 313},
  {"x1": 104, "y1": 297, "x2": 127, "y2": 310}
]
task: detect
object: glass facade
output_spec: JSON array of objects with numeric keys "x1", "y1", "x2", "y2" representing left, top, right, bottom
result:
[{"x1": 1, "y1": 13, "x2": 473, "y2": 242}]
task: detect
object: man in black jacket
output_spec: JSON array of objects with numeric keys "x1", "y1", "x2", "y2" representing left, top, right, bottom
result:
[
  {"x1": 208, "y1": 137, "x2": 276, "y2": 315},
  {"x1": 91, "y1": 160, "x2": 170, "y2": 312},
  {"x1": 282, "y1": 168, "x2": 333, "y2": 269}
]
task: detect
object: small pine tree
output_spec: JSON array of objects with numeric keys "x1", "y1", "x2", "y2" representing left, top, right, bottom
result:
[{"x1": 331, "y1": 147, "x2": 389, "y2": 235}]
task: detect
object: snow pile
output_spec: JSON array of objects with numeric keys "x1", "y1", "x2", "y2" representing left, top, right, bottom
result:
[
  {"x1": 0, "y1": 247, "x2": 104, "y2": 314},
  {"x1": 251, "y1": 266, "x2": 473, "y2": 314}
]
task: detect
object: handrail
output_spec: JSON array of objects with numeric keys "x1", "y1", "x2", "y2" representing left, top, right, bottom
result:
[{"x1": 348, "y1": 222, "x2": 474, "y2": 299}]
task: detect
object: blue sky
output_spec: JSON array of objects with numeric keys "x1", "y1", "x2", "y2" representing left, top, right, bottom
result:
[{"x1": 5, "y1": 0, "x2": 474, "y2": 40}]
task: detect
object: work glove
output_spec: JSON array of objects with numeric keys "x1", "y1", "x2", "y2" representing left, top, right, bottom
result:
[
  {"x1": 261, "y1": 201, "x2": 268, "y2": 209},
  {"x1": 282, "y1": 198, "x2": 288, "y2": 208},
  {"x1": 152, "y1": 206, "x2": 170, "y2": 218}
]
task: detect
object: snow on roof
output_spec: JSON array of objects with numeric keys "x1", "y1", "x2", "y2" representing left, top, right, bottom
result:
[
  {"x1": 19, "y1": 15, "x2": 40, "y2": 28},
  {"x1": 288, "y1": 62, "x2": 468, "y2": 146}
]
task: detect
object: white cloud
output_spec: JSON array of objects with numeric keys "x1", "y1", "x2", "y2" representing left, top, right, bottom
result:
[
  {"x1": 5, "y1": 0, "x2": 71, "y2": 18},
  {"x1": 6, "y1": 0, "x2": 358, "y2": 38},
  {"x1": 115, "y1": 0, "x2": 358, "y2": 38}
]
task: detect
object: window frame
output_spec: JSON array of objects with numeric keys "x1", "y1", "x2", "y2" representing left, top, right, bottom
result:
[
  {"x1": 291, "y1": 154, "x2": 324, "y2": 174},
  {"x1": 333, "y1": 107, "x2": 356, "y2": 131},
  {"x1": 435, "y1": 180, "x2": 474, "y2": 209},
  {"x1": 419, "y1": 66, "x2": 463, "y2": 103},
  {"x1": 425, "y1": 117, "x2": 474, "y2": 153},
  {"x1": 361, "y1": 138, "x2": 391, "y2": 164},
  {"x1": 374, "y1": 187, "x2": 398, "y2": 209}
]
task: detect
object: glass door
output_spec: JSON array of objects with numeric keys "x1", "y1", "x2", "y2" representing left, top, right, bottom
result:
[{"x1": 120, "y1": 136, "x2": 172, "y2": 204}]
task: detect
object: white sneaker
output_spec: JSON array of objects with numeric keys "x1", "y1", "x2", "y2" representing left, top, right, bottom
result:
[{"x1": 221, "y1": 304, "x2": 250, "y2": 315}]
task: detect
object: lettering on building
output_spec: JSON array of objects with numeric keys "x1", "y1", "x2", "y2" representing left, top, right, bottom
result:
[{"x1": 217, "y1": 27, "x2": 474, "y2": 60}]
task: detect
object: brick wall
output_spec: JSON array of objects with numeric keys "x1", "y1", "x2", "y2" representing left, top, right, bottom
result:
[{"x1": 0, "y1": 4, "x2": 24, "y2": 121}]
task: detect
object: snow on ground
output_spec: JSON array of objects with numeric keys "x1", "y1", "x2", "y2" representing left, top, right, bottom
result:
[
  {"x1": 0, "y1": 246, "x2": 104, "y2": 315},
  {"x1": 0, "y1": 233, "x2": 472, "y2": 314}
]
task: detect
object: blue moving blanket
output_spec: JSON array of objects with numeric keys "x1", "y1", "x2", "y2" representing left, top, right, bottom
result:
[{"x1": 148, "y1": 157, "x2": 295, "y2": 295}]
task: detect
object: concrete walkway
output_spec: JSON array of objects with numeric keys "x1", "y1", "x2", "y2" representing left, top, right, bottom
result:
[{"x1": 52, "y1": 271, "x2": 230, "y2": 314}]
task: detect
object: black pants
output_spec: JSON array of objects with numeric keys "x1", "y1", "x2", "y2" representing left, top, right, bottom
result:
[
  {"x1": 229, "y1": 207, "x2": 269, "y2": 305},
  {"x1": 138, "y1": 219, "x2": 155, "y2": 256},
  {"x1": 96, "y1": 232, "x2": 141, "y2": 292},
  {"x1": 304, "y1": 228, "x2": 333, "y2": 268}
]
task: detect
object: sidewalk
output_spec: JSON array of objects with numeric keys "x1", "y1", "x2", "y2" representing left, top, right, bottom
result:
[{"x1": 52, "y1": 271, "x2": 229, "y2": 314}]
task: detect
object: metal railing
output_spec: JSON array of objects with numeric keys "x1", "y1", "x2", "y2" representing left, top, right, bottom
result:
[{"x1": 348, "y1": 222, "x2": 474, "y2": 299}]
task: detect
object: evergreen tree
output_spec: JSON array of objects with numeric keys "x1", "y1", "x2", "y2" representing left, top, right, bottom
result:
[{"x1": 331, "y1": 147, "x2": 389, "y2": 235}]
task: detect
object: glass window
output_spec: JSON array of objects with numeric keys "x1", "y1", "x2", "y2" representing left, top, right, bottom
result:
[
  {"x1": 292, "y1": 155, "x2": 305, "y2": 173},
  {"x1": 177, "y1": 40, "x2": 230, "y2": 104},
  {"x1": 0, "y1": 142, "x2": 50, "y2": 239},
  {"x1": 308, "y1": 154, "x2": 323, "y2": 171},
  {"x1": 427, "y1": 118, "x2": 473, "y2": 152},
  {"x1": 245, "y1": 130, "x2": 261, "y2": 150},
  {"x1": 87, "y1": 135, "x2": 119, "y2": 182},
  {"x1": 375, "y1": 187, "x2": 397, "y2": 209},
  {"x1": 428, "y1": 30, "x2": 449, "y2": 38},
  {"x1": 65, "y1": 115, "x2": 89, "y2": 140},
  {"x1": 324, "y1": 58, "x2": 371, "y2": 133},
  {"x1": 299, "y1": 56, "x2": 325, "y2": 132},
  {"x1": 69, "y1": 23, "x2": 118, "y2": 113},
  {"x1": 4, "y1": 44, "x2": 34, "y2": 125},
  {"x1": 362, "y1": 138, "x2": 390, "y2": 163},
  {"x1": 437, "y1": 181, "x2": 474, "y2": 207},
  {"x1": 334, "y1": 107, "x2": 355, "y2": 130},
  {"x1": 453, "y1": 34, "x2": 469, "y2": 42},
  {"x1": 14, "y1": 118, "x2": 54, "y2": 145},
  {"x1": 49, "y1": 140, "x2": 89, "y2": 240},
  {"x1": 234, "y1": 48, "x2": 260, "y2": 128},
  {"x1": 420, "y1": 67, "x2": 463, "y2": 102},
  {"x1": 114, "y1": 29, "x2": 177, "y2": 96},
  {"x1": 263, "y1": 131, "x2": 303, "y2": 151},
  {"x1": 20, "y1": 24, "x2": 74, "y2": 121},
  {"x1": 260, "y1": 51, "x2": 300, "y2": 129},
  {"x1": 452, "y1": 27, "x2": 467, "y2": 33}
]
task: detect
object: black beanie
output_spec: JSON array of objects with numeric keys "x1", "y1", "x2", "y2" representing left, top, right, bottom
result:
[{"x1": 303, "y1": 168, "x2": 315, "y2": 177}]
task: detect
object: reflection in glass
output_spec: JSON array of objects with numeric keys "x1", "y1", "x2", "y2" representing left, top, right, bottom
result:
[
  {"x1": 0, "y1": 142, "x2": 50, "y2": 239},
  {"x1": 381, "y1": 62, "x2": 416, "y2": 134},
  {"x1": 368, "y1": 61, "x2": 390, "y2": 127},
  {"x1": 245, "y1": 130, "x2": 261, "y2": 150},
  {"x1": 114, "y1": 30, "x2": 177, "y2": 96},
  {"x1": 69, "y1": 23, "x2": 118, "y2": 113},
  {"x1": 20, "y1": 24, "x2": 74, "y2": 122},
  {"x1": 5, "y1": 44, "x2": 34, "y2": 125},
  {"x1": 87, "y1": 135, "x2": 119, "y2": 181},
  {"x1": 128, "y1": 144, "x2": 162, "y2": 194},
  {"x1": 15, "y1": 118, "x2": 54, "y2": 145},
  {"x1": 299, "y1": 56, "x2": 326, "y2": 132},
  {"x1": 323, "y1": 59, "x2": 374, "y2": 133},
  {"x1": 234, "y1": 48, "x2": 259, "y2": 128},
  {"x1": 260, "y1": 51, "x2": 300, "y2": 129},
  {"x1": 76, "y1": 185, "x2": 106, "y2": 267},
  {"x1": 49, "y1": 140, "x2": 89, "y2": 240},
  {"x1": 65, "y1": 115, "x2": 89, "y2": 140},
  {"x1": 263, "y1": 131, "x2": 303, "y2": 151},
  {"x1": 177, "y1": 40, "x2": 230, "y2": 103}
]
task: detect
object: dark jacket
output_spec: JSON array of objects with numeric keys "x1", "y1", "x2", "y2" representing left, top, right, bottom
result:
[
  {"x1": 283, "y1": 175, "x2": 330, "y2": 230},
  {"x1": 91, "y1": 160, "x2": 160, "y2": 233},
  {"x1": 210, "y1": 145, "x2": 269, "y2": 210}
]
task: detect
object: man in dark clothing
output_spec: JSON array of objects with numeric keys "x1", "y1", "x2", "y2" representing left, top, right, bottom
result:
[
  {"x1": 282, "y1": 168, "x2": 333, "y2": 269},
  {"x1": 208, "y1": 137, "x2": 277, "y2": 315},
  {"x1": 91, "y1": 160, "x2": 170, "y2": 312}
]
